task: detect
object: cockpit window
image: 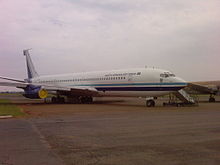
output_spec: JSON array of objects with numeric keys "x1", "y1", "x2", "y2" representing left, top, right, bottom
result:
[
  {"x1": 160, "y1": 72, "x2": 175, "y2": 78},
  {"x1": 169, "y1": 74, "x2": 175, "y2": 77},
  {"x1": 160, "y1": 74, "x2": 168, "y2": 78}
]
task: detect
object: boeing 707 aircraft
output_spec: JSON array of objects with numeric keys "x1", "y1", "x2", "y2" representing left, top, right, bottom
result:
[{"x1": 0, "y1": 50, "x2": 187, "y2": 107}]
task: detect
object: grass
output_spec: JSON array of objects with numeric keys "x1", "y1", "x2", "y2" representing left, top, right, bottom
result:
[
  {"x1": 0, "y1": 92, "x2": 22, "y2": 96},
  {"x1": 0, "y1": 99, "x2": 25, "y2": 117}
]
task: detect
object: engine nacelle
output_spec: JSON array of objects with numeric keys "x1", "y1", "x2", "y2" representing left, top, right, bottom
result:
[{"x1": 23, "y1": 85, "x2": 48, "y2": 99}]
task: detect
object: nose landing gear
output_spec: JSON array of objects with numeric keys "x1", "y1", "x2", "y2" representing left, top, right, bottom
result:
[
  {"x1": 146, "y1": 100, "x2": 155, "y2": 107},
  {"x1": 146, "y1": 97, "x2": 156, "y2": 107}
]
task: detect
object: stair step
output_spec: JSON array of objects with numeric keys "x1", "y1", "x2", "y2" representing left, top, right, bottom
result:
[{"x1": 174, "y1": 89, "x2": 195, "y2": 104}]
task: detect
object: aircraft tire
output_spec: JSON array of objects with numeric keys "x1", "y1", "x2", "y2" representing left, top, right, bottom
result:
[
  {"x1": 80, "y1": 96, "x2": 93, "y2": 104},
  {"x1": 51, "y1": 96, "x2": 65, "y2": 103},
  {"x1": 58, "y1": 97, "x2": 65, "y2": 103},
  {"x1": 69, "y1": 97, "x2": 81, "y2": 104},
  {"x1": 146, "y1": 100, "x2": 155, "y2": 107},
  {"x1": 87, "y1": 96, "x2": 93, "y2": 104},
  {"x1": 209, "y1": 97, "x2": 216, "y2": 102},
  {"x1": 51, "y1": 97, "x2": 57, "y2": 103}
]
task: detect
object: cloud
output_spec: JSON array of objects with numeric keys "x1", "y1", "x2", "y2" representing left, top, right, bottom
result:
[{"x1": 0, "y1": 0, "x2": 220, "y2": 91}]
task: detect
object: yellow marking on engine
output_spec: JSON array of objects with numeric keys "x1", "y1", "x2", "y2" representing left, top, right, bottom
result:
[{"x1": 38, "y1": 89, "x2": 48, "y2": 99}]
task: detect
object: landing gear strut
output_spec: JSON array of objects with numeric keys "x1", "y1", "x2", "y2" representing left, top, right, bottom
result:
[
  {"x1": 80, "y1": 96, "x2": 93, "y2": 104},
  {"x1": 51, "y1": 96, "x2": 65, "y2": 103},
  {"x1": 209, "y1": 95, "x2": 216, "y2": 102},
  {"x1": 146, "y1": 99, "x2": 155, "y2": 107},
  {"x1": 67, "y1": 96, "x2": 93, "y2": 104},
  {"x1": 51, "y1": 96, "x2": 93, "y2": 104}
]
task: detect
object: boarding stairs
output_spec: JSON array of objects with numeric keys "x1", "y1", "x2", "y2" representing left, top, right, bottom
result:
[{"x1": 174, "y1": 89, "x2": 196, "y2": 104}]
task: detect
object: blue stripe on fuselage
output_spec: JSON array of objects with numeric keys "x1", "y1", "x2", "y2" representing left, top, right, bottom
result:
[
  {"x1": 69, "y1": 82, "x2": 186, "y2": 91},
  {"x1": 71, "y1": 82, "x2": 187, "y2": 87},
  {"x1": 96, "y1": 86, "x2": 183, "y2": 91}
]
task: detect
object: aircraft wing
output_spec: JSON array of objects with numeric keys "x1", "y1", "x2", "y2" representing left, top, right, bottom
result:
[
  {"x1": 0, "y1": 81, "x2": 98, "y2": 96},
  {"x1": 38, "y1": 83, "x2": 98, "y2": 96}
]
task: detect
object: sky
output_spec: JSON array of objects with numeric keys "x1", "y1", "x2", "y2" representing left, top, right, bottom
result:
[{"x1": 0, "y1": 0, "x2": 220, "y2": 91}]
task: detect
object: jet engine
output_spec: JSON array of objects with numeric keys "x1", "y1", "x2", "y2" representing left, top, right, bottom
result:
[{"x1": 23, "y1": 85, "x2": 48, "y2": 99}]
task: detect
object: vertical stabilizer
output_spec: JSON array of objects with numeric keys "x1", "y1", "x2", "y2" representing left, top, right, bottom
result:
[{"x1": 23, "y1": 49, "x2": 39, "y2": 79}]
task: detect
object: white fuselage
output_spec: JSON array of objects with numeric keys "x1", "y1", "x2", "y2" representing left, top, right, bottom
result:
[{"x1": 31, "y1": 68, "x2": 187, "y2": 98}]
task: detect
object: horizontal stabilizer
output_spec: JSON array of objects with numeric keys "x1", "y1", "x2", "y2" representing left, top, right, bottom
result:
[
  {"x1": 0, "y1": 82, "x2": 28, "y2": 88},
  {"x1": 0, "y1": 76, "x2": 25, "y2": 83}
]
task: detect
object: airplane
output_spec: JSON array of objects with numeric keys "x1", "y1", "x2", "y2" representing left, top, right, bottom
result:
[
  {"x1": 187, "y1": 81, "x2": 220, "y2": 102},
  {"x1": 0, "y1": 49, "x2": 187, "y2": 107}
]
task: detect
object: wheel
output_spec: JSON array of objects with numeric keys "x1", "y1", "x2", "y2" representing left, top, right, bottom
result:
[
  {"x1": 51, "y1": 97, "x2": 65, "y2": 103},
  {"x1": 69, "y1": 97, "x2": 81, "y2": 104},
  {"x1": 209, "y1": 97, "x2": 215, "y2": 102},
  {"x1": 146, "y1": 100, "x2": 155, "y2": 107},
  {"x1": 79, "y1": 96, "x2": 86, "y2": 104},
  {"x1": 80, "y1": 96, "x2": 93, "y2": 104},
  {"x1": 87, "y1": 97, "x2": 93, "y2": 104},
  {"x1": 51, "y1": 97, "x2": 57, "y2": 103},
  {"x1": 59, "y1": 97, "x2": 65, "y2": 103}
]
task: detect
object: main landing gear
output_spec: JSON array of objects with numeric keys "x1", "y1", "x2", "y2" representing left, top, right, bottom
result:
[
  {"x1": 146, "y1": 100, "x2": 155, "y2": 107},
  {"x1": 209, "y1": 94, "x2": 216, "y2": 102},
  {"x1": 79, "y1": 96, "x2": 93, "y2": 104},
  {"x1": 51, "y1": 96, "x2": 65, "y2": 104},
  {"x1": 51, "y1": 96, "x2": 93, "y2": 104}
]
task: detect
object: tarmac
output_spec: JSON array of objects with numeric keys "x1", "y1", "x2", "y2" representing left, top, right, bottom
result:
[
  {"x1": 0, "y1": 119, "x2": 64, "y2": 165},
  {"x1": 0, "y1": 95, "x2": 220, "y2": 165}
]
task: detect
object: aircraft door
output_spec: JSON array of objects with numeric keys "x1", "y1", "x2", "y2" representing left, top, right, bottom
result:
[{"x1": 128, "y1": 73, "x2": 133, "y2": 82}]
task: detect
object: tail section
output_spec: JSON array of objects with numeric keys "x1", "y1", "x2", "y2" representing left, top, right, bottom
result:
[{"x1": 23, "y1": 49, "x2": 39, "y2": 79}]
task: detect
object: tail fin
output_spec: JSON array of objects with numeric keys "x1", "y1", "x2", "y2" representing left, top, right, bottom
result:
[{"x1": 23, "y1": 49, "x2": 39, "y2": 79}]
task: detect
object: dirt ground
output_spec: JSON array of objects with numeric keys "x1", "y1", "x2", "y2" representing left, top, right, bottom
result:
[
  {"x1": 1, "y1": 95, "x2": 220, "y2": 165},
  {"x1": 6, "y1": 95, "x2": 220, "y2": 118}
]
